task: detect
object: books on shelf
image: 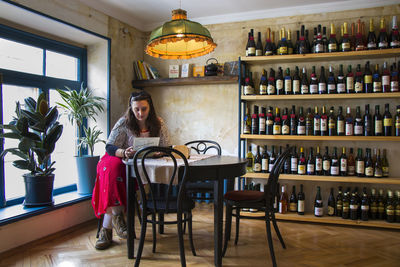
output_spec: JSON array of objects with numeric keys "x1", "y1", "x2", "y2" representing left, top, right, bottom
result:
[
  {"x1": 133, "y1": 60, "x2": 160, "y2": 80},
  {"x1": 169, "y1": 65, "x2": 180, "y2": 78}
]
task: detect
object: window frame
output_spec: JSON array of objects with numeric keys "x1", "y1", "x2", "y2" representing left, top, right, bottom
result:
[{"x1": 0, "y1": 23, "x2": 87, "y2": 207}]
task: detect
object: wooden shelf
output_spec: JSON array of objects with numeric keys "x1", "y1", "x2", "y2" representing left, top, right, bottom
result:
[
  {"x1": 240, "y1": 134, "x2": 400, "y2": 141},
  {"x1": 240, "y1": 211, "x2": 400, "y2": 229},
  {"x1": 241, "y1": 92, "x2": 400, "y2": 101},
  {"x1": 240, "y1": 48, "x2": 400, "y2": 64},
  {"x1": 242, "y1": 172, "x2": 400, "y2": 185},
  {"x1": 132, "y1": 75, "x2": 238, "y2": 88}
]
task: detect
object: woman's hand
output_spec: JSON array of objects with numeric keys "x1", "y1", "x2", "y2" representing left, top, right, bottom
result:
[{"x1": 124, "y1": 146, "x2": 136, "y2": 158}]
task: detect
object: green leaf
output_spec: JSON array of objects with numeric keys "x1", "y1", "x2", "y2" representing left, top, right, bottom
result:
[
  {"x1": 19, "y1": 137, "x2": 35, "y2": 153},
  {"x1": 24, "y1": 97, "x2": 36, "y2": 112},
  {"x1": 36, "y1": 93, "x2": 47, "y2": 113},
  {"x1": 13, "y1": 160, "x2": 32, "y2": 170},
  {"x1": 0, "y1": 132, "x2": 22, "y2": 139}
]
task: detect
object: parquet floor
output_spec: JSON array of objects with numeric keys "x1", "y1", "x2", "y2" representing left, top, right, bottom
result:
[{"x1": 1, "y1": 203, "x2": 400, "y2": 267}]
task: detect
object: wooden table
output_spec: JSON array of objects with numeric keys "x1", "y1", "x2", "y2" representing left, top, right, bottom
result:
[{"x1": 125, "y1": 155, "x2": 247, "y2": 267}]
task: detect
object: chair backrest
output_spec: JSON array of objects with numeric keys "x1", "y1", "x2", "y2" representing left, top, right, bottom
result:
[
  {"x1": 185, "y1": 140, "x2": 221, "y2": 155},
  {"x1": 133, "y1": 146, "x2": 190, "y2": 214},
  {"x1": 265, "y1": 147, "x2": 293, "y2": 204}
]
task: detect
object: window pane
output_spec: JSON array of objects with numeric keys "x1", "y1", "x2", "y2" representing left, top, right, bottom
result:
[
  {"x1": 49, "y1": 90, "x2": 78, "y2": 189},
  {"x1": 0, "y1": 38, "x2": 43, "y2": 75},
  {"x1": 3, "y1": 85, "x2": 39, "y2": 200},
  {"x1": 46, "y1": 50, "x2": 78, "y2": 81}
]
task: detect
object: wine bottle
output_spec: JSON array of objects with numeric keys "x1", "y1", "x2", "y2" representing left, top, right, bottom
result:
[
  {"x1": 330, "y1": 147, "x2": 339, "y2": 176},
  {"x1": 336, "y1": 106, "x2": 345, "y2": 136},
  {"x1": 383, "y1": 103, "x2": 392, "y2": 136},
  {"x1": 328, "y1": 188, "x2": 336, "y2": 216},
  {"x1": 336, "y1": 64, "x2": 345, "y2": 94},
  {"x1": 315, "y1": 24, "x2": 324, "y2": 53},
  {"x1": 244, "y1": 71, "x2": 255, "y2": 95},
  {"x1": 364, "y1": 104, "x2": 372, "y2": 136},
  {"x1": 372, "y1": 63, "x2": 382, "y2": 93},
  {"x1": 347, "y1": 148, "x2": 355, "y2": 176},
  {"x1": 291, "y1": 146, "x2": 298, "y2": 174},
  {"x1": 267, "y1": 68, "x2": 276, "y2": 95},
  {"x1": 305, "y1": 107, "x2": 313, "y2": 136},
  {"x1": 374, "y1": 105, "x2": 383, "y2": 136},
  {"x1": 364, "y1": 61, "x2": 373, "y2": 93},
  {"x1": 378, "y1": 18, "x2": 389, "y2": 49},
  {"x1": 307, "y1": 147, "x2": 315, "y2": 175},
  {"x1": 390, "y1": 15, "x2": 400, "y2": 48},
  {"x1": 253, "y1": 145, "x2": 262, "y2": 173},
  {"x1": 386, "y1": 190, "x2": 395, "y2": 223},
  {"x1": 382, "y1": 148, "x2": 389, "y2": 177},
  {"x1": 328, "y1": 106, "x2": 336, "y2": 136},
  {"x1": 271, "y1": 31, "x2": 277, "y2": 55},
  {"x1": 340, "y1": 146, "x2": 348, "y2": 176},
  {"x1": 289, "y1": 185, "x2": 297, "y2": 212},
  {"x1": 295, "y1": 30, "x2": 300, "y2": 54},
  {"x1": 346, "y1": 65, "x2": 355, "y2": 93},
  {"x1": 251, "y1": 105, "x2": 259, "y2": 135},
  {"x1": 246, "y1": 145, "x2": 254, "y2": 172},
  {"x1": 350, "y1": 192, "x2": 358, "y2": 220},
  {"x1": 298, "y1": 25, "x2": 308, "y2": 54},
  {"x1": 279, "y1": 184, "x2": 288, "y2": 214},
  {"x1": 382, "y1": 62, "x2": 391, "y2": 92},
  {"x1": 282, "y1": 107, "x2": 290, "y2": 135},
  {"x1": 297, "y1": 184, "x2": 305, "y2": 215},
  {"x1": 246, "y1": 29, "x2": 256, "y2": 56},
  {"x1": 284, "y1": 68, "x2": 292, "y2": 95},
  {"x1": 322, "y1": 146, "x2": 331, "y2": 176},
  {"x1": 301, "y1": 67, "x2": 309, "y2": 94},
  {"x1": 360, "y1": 187, "x2": 369, "y2": 221},
  {"x1": 354, "y1": 106, "x2": 364, "y2": 136},
  {"x1": 266, "y1": 106, "x2": 274, "y2": 135},
  {"x1": 269, "y1": 145, "x2": 276, "y2": 172},
  {"x1": 395, "y1": 190, "x2": 400, "y2": 222},
  {"x1": 336, "y1": 186, "x2": 343, "y2": 217},
  {"x1": 355, "y1": 19, "x2": 365, "y2": 51},
  {"x1": 367, "y1": 18, "x2": 377, "y2": 50},
  {"x1": 318, "y1": 66, "x2": 327, "y2": 94},
  {"x1": 342, "y1": 22, "x2": 351, "y2": 51},
  {"x1": 364, "y1": 148, "x2": 374, "y2": 177},
  {"x1": 320, "y1": 106, "x2": 328, "y2": 136},
  {"x1": 350, "y1": 22, "x2": 356, "y2": 51},
  {"x1": 259, "y1": 69, "x2": 268, "y2": 95},
  {"x1": 259, "y1": 107, "x2": 266, "y2": 135},
  {"x1": 315, "y1": 146, "x2": 322, "y2": 175},
  {"x1": 355, "y1": 148, "x2": 365, "y2": 177},
  {"x1": 273, "y1": 107, "x2": 282, "y2": 135},
  {"x1": 374, "y1": 149, "x2": 383, "y2": 178},
  {"x1": 354, "y1": 64, "x2": 364, "y2": 93},
  {"x1": 377, "y1": 189, "x2": 386, "y2": 220},
  {"x1": 297, "y1": 107, "x2": 306, "y2": 135},
  {"x1": 293, "y1": 66, "x2": 301, "y2": 94},
  {"x1": 290, "y1": 105, "x2": 297, "y2": 135},
  {"x1": 311, "y1": 27, "x2": 317, "y2": 53},
  {"x1": 396, "y1": 105, "x2": 400, "y2": 136},
  {"x1": 339, "y1": 24, "x2": 344, "y2": 51},
  {"x1": 276, "y1": 67, "x2": 284, "y2": 95},
  {"x1": 345, "y1": 106, "x2": 354, "y2": 136},
  {"x1": 322, "y1": 26, "x2": 328, "y2": 52},
  {"x1": 342, "y1": 191, "x2": 350, "y2": 219},
  {"x1": 309, "y1": 66, "x2": 318, "y2": 94},
  {"x1": 287, "y1": 29, "x2": 294, "y2": 54},
  {"x1": 284, "y1": 144, "x2": 291, "y2": 174},
  {"x1": 305, "y1": 29, "x2": 311, "y2": 52},
  {"x1": 314, "y1": 186, "x2": 323, "y2": 217},
  {"x1": 391, "y1": 63, "x2": 399, "y2": 92},
  {"x1": 256, "y1": 31, "x2": 263, "y2": 56},
  {"x1": 264, "y1": 28, "x2": 274, "y2": 56},
  {"x1": 313, "y1": 106, "x2": 321, "y2": 136},
  {"x1": 261, "y1": 145, "x2": 269, "y2": 173},
  {"x1": 243, "y1": 106, "x2": 252, "y2": 134},
  {"x1": 370, "y1": 188, "x2": 378, "y2": 219},
  {"x1": 279, "y1": 28, "x2": 288, "y2": 55},
  {"x1": 297, "y1": 146, "x2": 306, "y2": 175},
  {"x1": 328, "y1": 23, "x2": 338, "y2": 52}
]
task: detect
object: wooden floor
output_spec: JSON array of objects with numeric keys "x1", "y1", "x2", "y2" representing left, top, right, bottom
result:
[{"x1": 1, "y1": 203, "x2": 400, "y2": 267}]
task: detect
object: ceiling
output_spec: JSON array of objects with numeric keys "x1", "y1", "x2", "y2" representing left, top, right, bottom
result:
[{"x1": 77, "y1": 0, "x2": 398, "y2": 32}]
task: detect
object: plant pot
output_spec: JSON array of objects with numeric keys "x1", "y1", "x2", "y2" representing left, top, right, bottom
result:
[
  {"x1": 76, "y1": 155, "x2": 100, "y2": 195},
  {"x1": 23, "y1": 173, "x2": 55, "y2": 207}
]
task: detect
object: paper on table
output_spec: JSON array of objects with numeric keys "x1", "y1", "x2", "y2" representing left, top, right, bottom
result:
[{"x1": 133, "y1": 137, "x2": 160, "y2": 151}]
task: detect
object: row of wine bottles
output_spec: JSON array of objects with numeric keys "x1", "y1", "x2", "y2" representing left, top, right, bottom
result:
[
  {"x1": 243, "y1": 61, "x2": 400, "y2": 96},
  {"x1": 246, "y1": 144, "x2": 389, "y2": 178},
  {"x1": 244, "y1": 104, "x2": 400, "y2": 137},
  {"x1": 245, "y1": 17, "x2": 400, "y2": 56}
]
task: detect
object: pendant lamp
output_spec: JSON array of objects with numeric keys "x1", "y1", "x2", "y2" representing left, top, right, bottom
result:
[{"x1": 145, "y1": 8, "x2": 217, "y2": 59}]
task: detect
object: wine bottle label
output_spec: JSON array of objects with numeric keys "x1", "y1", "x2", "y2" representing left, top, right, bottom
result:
[
  {"x1": 315, "y1": 44, "x2": 324, "y2": 53},
  {"x1": 301, "y1": 85, "x2": 309, "y2": 94},
  {"x1": 391, "y1": 40, "x2": 400, "y2": 47},
  {"x1": 331, "y1": 166, "x2": 339, "y2": 175},
  {"x1": 373, "y1": 82, "x2": 382, "y2": 92},
  {"x1": 340, "y1": 159, "x2": 347, "y2": 171},
  {"x1": 386, "y1": 209, "x2": 394, "y2": 215},
  {"x1": 243, "y1": 125, "x2": 251, "y2": 134},
  {"x1": 256, "y1": 49, "x2": 262, "y2": 56},
  {"x1": 391, "y1": 81, "x2": 399, "y2": 92},
  {"x1": 267, "y1": 84, "x2": 275, "y2": 94},
  {"x1": 314, "y1": 207, "x2": 323, "y2": 216},
  {"x1": 253, "y1": 163, "x2": 261, "y2": 172},
  {"x1": 319, "y1": 83, "x2": 327, "y2": 93},
  {"x1": 289, "y1": 203, "x2": 297, "y2": 212},
  {"x1": 244, "y1": 85, "x2": 254, "y2": 95},
  {"x1": 316, "y1": 158, "x2": 322, "y2": 171},
  {"x1": 297, "y1": 125, "x2": 305, "y2": 134},
  {"x1": 285, "y1": 79, "x2": 292, "y2": 92},
  {"x1": 291, "y1": 158, "x2": 298, "y2": 171},
  {"x1": 378, "y1": 41, "x2": 388, "y2": 48},
  {"x1": 374, "y1": 168, "x2": 383, "y2": 177},
  {"x1": 310, "y1": 84, "x2": 318, "y2": 94},
  {"x1": 280, "y1": 46, "x2": 288, "y2": 54},
  {"x1": 342, "y1": 42, "x2": 350, "y2": 49},
  {"x1": 345, "y1": 124, "x2": 354, "y2": 136},
  {"x1": 248, "y1": 47, "x2": 256, "y2": 54},
  {"x1": 356, "y1": 160, "x2": 365, "y2": 174},
  {"x1": 355, "y1": 82, "x2": 363, "y2": 92},
  {"x1": 395, "y1": 209, "x2": 400, "y2": 215},
  {"x1": 298, "y1": 164, "x2": 306, "y2": 174},
  {"x1": 314, "y1": 118, "x2": 321, "y2": 130},
  {"x1": 265, "y1": 50, "x2": 273, "y2": 56},
  {"x1": 328, "y1": 206, "x2": 335, "y2": 216},
  {"x1": 348, "y1": 165, "x2": 355, "y2": 176},
  {"x1": 382, "y1": 75, "x2": 390, "y2": 86},
  {"x1": 267, "y1": 119, "x2": 274, "y2": 126},
  {"x1": 333, "y1": 83, "x2": 342, "y2": 93},
  {"x1": 361, "y1": 205, "x2": 369, "y2": 211},
  {"x1": 323, "y1": 160, "x2": 330, "y2": 171},
  {"x1": 259, "y1": 84, "x2": 267, "y2": 95},
  {"x1": 298, "y1": 200, "x2": 305, "y2": 212},
  {"x1": 279, "y1": 202, "x2": 286, "y2": 213},
  {"x1": 375, "y1": 120, "x2": 383, "y2": 133},
  {"x1": 261, "y1": 159, "x2": 268, "y2": 171},
  {"x1": 382, "y1": 166, "x2": 389, "y2": 176},
  {"x1": 269, "y1": 163, "x2": 275, "y2": 171},
  {"x1": 293, "y1": 80, "x2": 300, "y2": 93},
  {"x1": 354, "y1": 125, "x2": 363, "y2": 135},
  {"x1": 364, "y1": 75, "x2": 372, "y2": 84},
  {"x1": 350, "y1": 204, "x2": 358, "y2": 210},
  {"x1": 273, "y1": 125, "x2": 281, "y2": 135},
  {"x1": 337, "y1": 121, "x2": 344, "y2": 133},
  {"x1": 346, "y1": 77, "x2": 354, "y2": 90},
  {"x1": 321, "y1": 118, "x2": 327, "y2": 131},
  {"x1": 365, "y1": 166, "x2": 373, "y2": 176},
  {"x1": 276, "y1": 80, "x2": 283, "y2": 90},
  {"x1": 384, "y1": 118, "x2": 393, "y2": 127},
  {"x1": 342, "y1": 205, "x2": 349, "y2": 212},
  {"x1": 328, "y1": 43, "x2": 337, "y2": 51},
  {"x1": 328, "y1": 120, "x2": 335, "y2": 129},
  {"x1": 307, "y1": 164, "x2": 315, "y2": 173},
  {"x1": 282, "y1": 125, "x2": 290, "y2": 134},
  {"x1": 327, "y1": 83, "x2": 335, "y2": 90},
  {"x1": 367, "y1": 42, "x2": 377, "y2": 49}
]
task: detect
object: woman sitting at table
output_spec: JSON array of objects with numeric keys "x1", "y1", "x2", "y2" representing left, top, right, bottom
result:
[{"x1": 92, "y1": 90, "x2": 171, "y2": 250}]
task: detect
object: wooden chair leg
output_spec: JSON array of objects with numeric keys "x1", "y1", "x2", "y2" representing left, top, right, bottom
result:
[
  {"x1": 152, "y1": 213, "x2": 157, "y2": 253},
  {"x1": 234, "y1": 207, "x2": 241, "y2": 245},
  {"x1": 134, "y1": 213, "x2": 148, "y2": 267},
  {"x1": 187, "y1": 212, "x2": 196, "y2": 256},
  {"x1": 177, "y1": 211, "x2": 187, "y2": 267},
  {"x1": 223, "y1": 204, "x2": 233, "y2": 257},
  {"x1": 271, "y1": 211, "x2": 286, "y2": 249},
  {"x1": 265, "y1": 216, "x2": 277, "y2": 267}
]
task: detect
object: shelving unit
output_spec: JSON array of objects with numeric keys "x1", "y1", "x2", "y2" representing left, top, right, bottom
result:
[
  {"x1": 132, "y1": 75, "x2": 237, "y2": 88},
  {"x1": 239, "y1": 48, "x2": 400, "y2": 230}
]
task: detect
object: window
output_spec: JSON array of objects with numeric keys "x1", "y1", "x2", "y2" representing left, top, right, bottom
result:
[{"x1": 0, "y1": 24, "x2": 87, "y2": 206}]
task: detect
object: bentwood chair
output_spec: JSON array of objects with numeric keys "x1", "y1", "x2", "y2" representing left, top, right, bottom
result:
[
  {"x1": 184, "y1": 140, "x2": 221, "y2": 202},
  {"x1": 222, "y1": 147, "x2": 293, "y2": 267},
  {"x1": 133, "y1": 146, "x2": 196, "y2": 267}
]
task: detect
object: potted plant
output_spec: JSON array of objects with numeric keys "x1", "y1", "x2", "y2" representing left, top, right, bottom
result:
[
  {"x1": 0, "y1": 93, "x2": 63, "y2": 206},
  {"x1": 56, "y1": 84, "x2": 105, "y2": 194}
]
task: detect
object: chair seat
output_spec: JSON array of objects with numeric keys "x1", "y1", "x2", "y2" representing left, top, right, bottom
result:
[{"x1": 224, "y1": 190, "x2": 264, "y2": 202}]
